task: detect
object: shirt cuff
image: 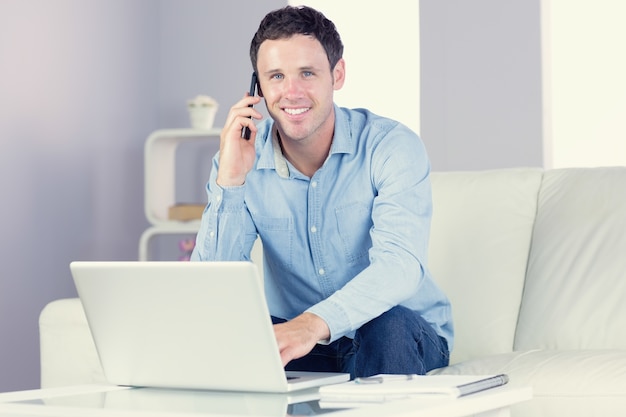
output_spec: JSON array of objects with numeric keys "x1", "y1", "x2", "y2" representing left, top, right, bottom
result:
[
  {"x1": 210, "y1": 181, "x2": 246, "y2": 212},
  {"x1": 306, "y1": 299, "x2": 352, "y2": 344}
]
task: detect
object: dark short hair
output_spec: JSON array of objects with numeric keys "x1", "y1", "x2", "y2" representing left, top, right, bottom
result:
[{"x1": 250, "y1": 5, "x2": 344, "y2": 74}]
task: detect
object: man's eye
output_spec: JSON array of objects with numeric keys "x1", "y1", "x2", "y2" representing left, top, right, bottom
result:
[
  {"x1": 303, "y1": 71, "x2": 313, "y2": 77},
  {"x1": 272, "y1": 74, "x2": 284, "y2": 80}
]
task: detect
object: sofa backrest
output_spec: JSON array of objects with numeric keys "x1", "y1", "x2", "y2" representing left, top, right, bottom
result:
[
  {"x1": 515, "y1": 167, "x2": 626, "y2": 350},
  {"x1": 428, "y1": 168, "x2": 543, "y2": 364}
]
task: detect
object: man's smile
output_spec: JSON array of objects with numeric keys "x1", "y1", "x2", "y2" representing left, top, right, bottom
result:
[{"x1": 284, "y1": 107, "x2": 311, "y2": 116}]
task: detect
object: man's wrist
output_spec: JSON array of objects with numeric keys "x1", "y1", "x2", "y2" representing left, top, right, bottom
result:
[
  {"x1": 299, "y1": 312, "x2": 330, "y2": 343},
  {"x1": 216, "y1": 176, "x2": 245, "y2": 187}
]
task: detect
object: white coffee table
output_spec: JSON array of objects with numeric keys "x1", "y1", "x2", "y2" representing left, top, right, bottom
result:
[{"x1": 0, "y1": 383, "x2": 531, "y2": 417}]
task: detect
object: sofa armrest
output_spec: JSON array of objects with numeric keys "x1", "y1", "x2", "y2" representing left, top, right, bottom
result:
[{"x1": 39, "y1": 298, "x2": 106, "y2": 388}]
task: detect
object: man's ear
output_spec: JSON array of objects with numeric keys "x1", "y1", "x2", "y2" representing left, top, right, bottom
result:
[{"x1": 333, "y1": 58, "x2": 346, "y2": 90}]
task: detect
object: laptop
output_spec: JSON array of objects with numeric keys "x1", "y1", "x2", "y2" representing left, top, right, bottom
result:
[{"x1": 70, "y1": 261, "x2": 349, "y2": 393}]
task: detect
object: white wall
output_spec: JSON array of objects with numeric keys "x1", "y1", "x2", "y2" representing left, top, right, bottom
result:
[
  {"x1": 288, "y1": 0, "x2": 421, "y2": 135},
  {"x1": 293, "y1": 1, "x2": 546, "y2": 172},
  {"x1": 542, "y1": 0, "x2": 626, "y2": 168}
]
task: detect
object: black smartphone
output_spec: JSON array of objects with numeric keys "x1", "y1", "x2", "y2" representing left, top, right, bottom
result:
[{"x1": 241, "y1": 72, "x2": 258, "y2": 140}]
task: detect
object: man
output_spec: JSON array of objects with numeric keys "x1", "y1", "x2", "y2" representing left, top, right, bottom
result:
[{"x1": 191, "y1": 5, "x2": 453, "y2": 378}]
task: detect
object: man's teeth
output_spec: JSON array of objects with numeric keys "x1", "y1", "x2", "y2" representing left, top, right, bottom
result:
[{"x1": 284, "y1": 108, "x2": 309, "y2": 115}]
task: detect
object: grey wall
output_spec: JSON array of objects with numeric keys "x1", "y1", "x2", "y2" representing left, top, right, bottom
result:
[
  {"x1": 0, "y1": 0, "x2": 283, "y2": 392},
  {"x1": 157, "y1": 1, "x2": 280, "y2": 130},
  {"x1": 0, "y1": 0, "x2": 158, "y2": 392},
  {"x1": 420, "y1": 0, "x2": 544, "y2": 171},
  {"x1": 157, "y1": 0, "x2": 281, "y2": 206}
]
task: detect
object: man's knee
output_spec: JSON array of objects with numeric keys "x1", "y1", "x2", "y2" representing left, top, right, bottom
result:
[
  {"x1": 358, "y1": 306, "x2": 415, "y2": 337},
  {"x1": 353, "y1": 306, "x2": 449, "y2": 376},
  {"x1": 355, "y1": 305, "x2": 449, "y2": 361}
]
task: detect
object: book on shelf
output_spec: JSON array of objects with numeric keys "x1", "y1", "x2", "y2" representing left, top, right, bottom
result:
[{"x1": 168, "y1": 204, "x2": 205, "y2": 221}]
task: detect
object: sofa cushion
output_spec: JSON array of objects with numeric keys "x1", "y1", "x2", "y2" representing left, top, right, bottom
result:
[
  {"x1": 430, "y1": 349, "x2": 626, "y2": 417},
  {"x1": 39, "y1": 298, "x2": 106, "y2": 388},
  {"x1": 429, "y1": 168, "x2": 542, "y2": 363},
  {"x1": 515, "y1": 167, "x2": 626, "y2": 350}
]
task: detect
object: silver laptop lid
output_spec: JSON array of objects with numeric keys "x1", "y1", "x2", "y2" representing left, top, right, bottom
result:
[{"x1": 71, "y1": 261, "x2": 293, "y2": 392}]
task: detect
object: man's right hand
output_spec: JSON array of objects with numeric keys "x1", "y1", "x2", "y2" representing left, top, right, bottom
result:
[
  {"x1": 216, "y1": 94, "x2": 263, "y2": 187},
  {"x1": 274, "y1": 312, "x2": 331, "y2": 367}
]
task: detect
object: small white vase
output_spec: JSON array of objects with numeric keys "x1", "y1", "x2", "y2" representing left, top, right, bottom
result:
[{"x1": 188, "y1": 105, "x2": 217, "y2": 130}]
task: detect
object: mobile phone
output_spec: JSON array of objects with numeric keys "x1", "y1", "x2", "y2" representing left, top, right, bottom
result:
[{"x1": 241, "y1": 72, "x2": 258, "y2": 140}]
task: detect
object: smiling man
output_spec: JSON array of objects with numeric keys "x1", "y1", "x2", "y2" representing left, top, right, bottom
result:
[{"x1": 191, "y1": 5, "x2": 453, "y2": 379}]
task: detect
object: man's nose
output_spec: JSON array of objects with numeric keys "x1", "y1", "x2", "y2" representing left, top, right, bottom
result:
[{"x1": 283, "y1": 76, "x2": 304, "y2": 97}]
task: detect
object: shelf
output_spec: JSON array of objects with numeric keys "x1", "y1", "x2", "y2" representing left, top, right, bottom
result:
[
  {"x1": 138, "y1": 223, "x2": 200, "y2": 261},
  {"x1": 144, "y1": 128, "x2": 221, "y2": 226},
  {"x1": 139, "y1": 223, "x2": 265, "y2": 277},
  {"x1": 140, "y1": 126, "x2": 265, "y2": 266}
]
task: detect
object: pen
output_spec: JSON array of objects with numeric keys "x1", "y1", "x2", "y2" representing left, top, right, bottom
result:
[{"x1": 354, "y1": 374, "x2": 418, "y2": 384}]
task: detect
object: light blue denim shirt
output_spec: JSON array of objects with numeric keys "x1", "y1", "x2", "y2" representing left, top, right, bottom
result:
[{"x1": 191, "y1": 105, "x2": 453, "y2": 349}]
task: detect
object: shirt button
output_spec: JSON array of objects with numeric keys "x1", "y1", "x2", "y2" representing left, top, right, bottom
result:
[
  {"x1": 311, "y1": 181, "x2": 318, "y2": 188},
  {"x1": 310, "y1": 226, "x2": 317, "y2": 233},
  {"x1": 318, "y1": 268, "x2": 325, "y2": 275},
  {"x1": 216, "y1": 195, "x2": 221, "y2": 202},
  {"x1": 209, "y1": 231, "x2": 215, "y2": 238}
]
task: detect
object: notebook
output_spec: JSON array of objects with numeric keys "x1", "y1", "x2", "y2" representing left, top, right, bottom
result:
[
  {"x1": 318, "y1": 374, "x2": 509, "y2": 408},
  {"x1": 70, "y1": 261, "x2": 349, "y2": 393}
]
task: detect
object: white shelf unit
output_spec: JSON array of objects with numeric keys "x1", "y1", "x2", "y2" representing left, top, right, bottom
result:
[{"x1": 139, "y1": 128, "x2": 221, "y2": 261}]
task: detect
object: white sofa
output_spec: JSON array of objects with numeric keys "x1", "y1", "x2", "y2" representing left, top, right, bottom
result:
[{"x1": 39, "y1": 167, "x2": 626, "y2": 416}]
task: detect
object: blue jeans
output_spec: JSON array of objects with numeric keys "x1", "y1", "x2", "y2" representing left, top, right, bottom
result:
[{"x1": 272, "y1": 306, "x2": 450, "y2": 379}]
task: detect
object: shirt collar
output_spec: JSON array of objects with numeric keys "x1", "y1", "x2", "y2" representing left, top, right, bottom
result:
[
  {"x1": 329, "y1": 104, "x2": 354, "y2": 155},
  {"x1": 255, "y1": 105, "x2": 354, "y2": 178},
  {"x1": 255, "y1": 125, "x2": 289, "y2": 178}
]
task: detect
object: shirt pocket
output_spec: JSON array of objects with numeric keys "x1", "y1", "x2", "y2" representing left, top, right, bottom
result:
[
  {"x1": 254, "y1": 215, "x2": 294, "y2": 270},
  {"x1": 335, "y1": 202, "x2": 372, "y2": 266}
]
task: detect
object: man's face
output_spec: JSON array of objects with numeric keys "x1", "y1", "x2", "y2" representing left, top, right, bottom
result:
[{"x1": 256, "y1": 34, "x2": 345, "y2": 144}]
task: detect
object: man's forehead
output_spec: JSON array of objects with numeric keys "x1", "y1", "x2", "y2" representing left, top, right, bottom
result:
[{"x1": 257, "y1": 35, "x2": 329, "y2": 69}]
